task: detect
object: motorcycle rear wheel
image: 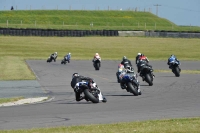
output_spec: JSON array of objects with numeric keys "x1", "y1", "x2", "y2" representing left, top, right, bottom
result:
[
  {"x1": 84, "y1": 89, "x2": 99, "y2": 103},
  {"x1": 145, "y1": 74, "x2": 153, "y2": 86}
]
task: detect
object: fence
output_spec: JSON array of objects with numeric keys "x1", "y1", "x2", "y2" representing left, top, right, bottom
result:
[{"x1": 0, "y1": 20, "x2": 199, "y2": 31}]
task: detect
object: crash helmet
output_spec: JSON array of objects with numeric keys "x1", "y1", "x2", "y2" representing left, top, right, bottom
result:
[
  {"x1": 68, "y1": 53, "x2": 71, "y2": 55},
  {"x1": 95, "y1": 53, "x2": 99, "y2": 56},
  {"x1": 138, "y1": 53, "x2": 141, "y2": 56},
  {"x1": 72, "y1": 73, "x2": 79, "y2": 79},
  {"x1": 126, "y1": 66, "x2": 134, "y2": 73},
  {"x1": 55, "y1": 52, "x2": 57, "y2": 55},
  {"x1": 122, "y1": 56, "x2": 127, "y2": 61}
]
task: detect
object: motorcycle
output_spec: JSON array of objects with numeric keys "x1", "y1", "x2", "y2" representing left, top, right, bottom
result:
[
  {"x1": 75, "y1": 81, "x2": 107, "y2": 103},
  {"x1": 169, "y1": 59, "x2": 181, "y2": 77},
  {"x1": 47, "y1": 55, "x2": 54, "y2": 63},
  {"x1": 119, "y1": 69, "x2": 141, "y2": 96},
  {"x1": 61, "y1": 56, "x2": 70, "y2": 64},
  {"x1": 93, "y1": 57, "x2": 101, "y2": 70},
  {"x1": 138, "y1": 62, "x2": 154, "y2": 86}
]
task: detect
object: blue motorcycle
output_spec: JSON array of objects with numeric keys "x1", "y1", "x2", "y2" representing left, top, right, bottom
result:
[
  {"x1": 168, "y1": 58, "x2": 181, "y2": 77},
  {"x1": 61, "y1": 56, "x2": 70, "y2": 64},
  {"x1": 121, "y1": 73, "x2": 141, "y2": 96}
]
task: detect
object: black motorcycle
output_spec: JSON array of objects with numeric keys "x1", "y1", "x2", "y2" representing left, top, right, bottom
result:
[
  {"x1": 76, "y1": 82, "x2": 107, "y2": 103},
  {"x1": 47, "y1": 55, "x2": 54, "y2": 63},
  {"x1": 93, "y1": 57, "x2": 101, "y2": 70},
  {"x1": 138, "y1": 62, "x2": 154, "y2": 86}
]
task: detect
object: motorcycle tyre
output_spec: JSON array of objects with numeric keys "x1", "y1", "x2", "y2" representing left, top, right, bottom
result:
[
  {"x1": 145, "y1": 74, "x2": 153, "y2": 86},
  {"x1": 84, "y1": 89, "x2": 99, "y2": 103},
  {"x1": 174, "y1": 67, "x2": 180, "y2": 77},
  {"x1": 95, "y1": 62, "x2": 100, "y2": 70},
  {"x1": 127, "y1": 82, "x2": 138, "y2": 96}
]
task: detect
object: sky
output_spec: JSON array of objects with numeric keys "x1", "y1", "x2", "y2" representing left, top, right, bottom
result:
[{"x1": 0, "y1": 0, "x2": 199, "y2": 26}]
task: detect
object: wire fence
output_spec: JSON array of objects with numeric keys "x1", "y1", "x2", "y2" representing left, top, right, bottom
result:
[{"x1": 0, "y1": 20, "x2": 199, "y2": 31}]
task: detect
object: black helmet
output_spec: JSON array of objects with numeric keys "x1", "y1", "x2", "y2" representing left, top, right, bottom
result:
[{"x1": 72, "y1": 73, "x2": 79, "y2": 79}]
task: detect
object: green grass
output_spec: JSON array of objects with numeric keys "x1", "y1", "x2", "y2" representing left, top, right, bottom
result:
[
  {"x1": 0, "y1": 36, "x2": 200, "y2": 80},
  {"x1": 0, "y1": 97, "x2": 24, "y2": 104},
  {"x1": 0, "y1": 117, "x2": 199, "y2": 133},
  {"x1": 0, "y1": 10, "x2": 200, "y2": 31}
]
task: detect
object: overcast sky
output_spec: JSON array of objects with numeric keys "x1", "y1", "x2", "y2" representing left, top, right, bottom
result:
[{"x1": 0, "y1": 0, "x2": 199, "y2": 26}]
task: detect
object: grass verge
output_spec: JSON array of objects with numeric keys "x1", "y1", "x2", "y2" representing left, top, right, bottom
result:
[
  {"x1": 154, "y1": 69, "x2": 200, "y2": 74},
  {"x1": 0, "y1": 117, "x2": 199, "y2": 133},
  {"x1": 0, "y1": 97, "x2": 24, "y2": 104}
]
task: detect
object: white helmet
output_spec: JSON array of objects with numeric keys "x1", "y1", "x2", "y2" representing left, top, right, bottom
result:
[
  {"x1": 95, "y1": 53, "x2": 99, "y2": 56},
  {"x1": 138, "y1": 53, "x2": 141, "y2": 56},
  {"x1": 55, "y1": 52, "x2": 57, "y2": 54},
  {"x1": 69, "y1": 53, "x2": 71, "y2": 55}
]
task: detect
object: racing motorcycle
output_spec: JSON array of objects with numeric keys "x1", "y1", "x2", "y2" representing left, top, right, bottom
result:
[
  {"x1": 169, "y1": 58, "x2": 181, "y2": 77},
  {"x1": 47, "y1": 55, "x2": 54, "y2": 63},
  {"x1": 138, "y1": 61, "x2": 154, "y2": 86},
  {"x1": 75, "y1": 81, "x2": 107, "y2": 103},
  {"x1": 61, "y1": 56, "x2": 70, "y2": 64},
  {"x1": 93, "y1": 56, "x2": 101, "y2": 70},
  {"x1": 119, "y1": 67, "x2": 141, "y2": 96}
]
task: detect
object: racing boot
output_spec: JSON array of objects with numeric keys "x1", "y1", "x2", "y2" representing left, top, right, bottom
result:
[{"x1": 120, "y1": 83, "x2": 126, "y2": 89}]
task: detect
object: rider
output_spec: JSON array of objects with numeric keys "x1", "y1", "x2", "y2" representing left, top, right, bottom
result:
[
  {"x1": 167, "y1": 55, "x2": 181, "y2": 70},
  {"x1": 121, "y1": 56, "x2": 132, "y2": 68},
  {"x1": 51, "y1": 52, "x2": 58, "y2": 62},
  {"x1": 71, "y1": 73, "x2": 94, "y2": 102},
  {"x1": 135, "y1": 53, "x2": 142, "y2": 65},
  {"x1": 64, "y1": 52, "x2": 71, "y2": 63},
  {"x1": 116, "y1": 64, "x2": 125, "y2": 83},
  {"x1": 137, "y1": 54, "x2": 155, "y2": 78},
  {"x1": 93, "y1": 53, "x2": 101, "y2": 66}
]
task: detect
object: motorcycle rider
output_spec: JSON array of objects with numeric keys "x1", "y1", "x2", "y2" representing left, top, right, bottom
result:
[
  {"x1": 71, "y1": 73, "x2": 94, "y2": 101},
  {"x1": 121, "y1": 56, "x2": 132, "y2": 68},
  {"x1": 64, "y1": 52, "x2": 71, "y2": 63},
  {"x1": 119, "y1": 67, "x2": 141, "y2": 93},
  {"x1": 135, "y1": 53, "x2": 142, "y2": 65},
  {"x1": 92, "y1": 53, "x2": 101, "y2": 67},
  {"x1": 167, "y1": 55, "x2": 181, "y2": 70},
  {"x1": 137, "y1": 54, "x2": 155, "y2": 78},
  {"x1": 71, "y1": 73, "x2": 106, "y2": 102},
  {"x1": 116, "y1": 64, "x2": 125, "y2": 83},
  {"x1": 50, "y1": 52, "x2": 58, "y2": 62}
]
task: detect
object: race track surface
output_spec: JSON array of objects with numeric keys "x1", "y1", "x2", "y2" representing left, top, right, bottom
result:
[{"x1": 0, "y1": 60, "x2": 200, "y2": 130}]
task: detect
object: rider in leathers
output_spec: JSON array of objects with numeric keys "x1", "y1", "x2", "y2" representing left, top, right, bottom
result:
[
  {"x1": 71, "y1": 73, "x2": 93, "y2": 101},
  {"x1": 51, "y1": 52, "x2": 58, "y2": 62},
  {"x1": 121, "y1": 56, "x2": 132, "y2": 68},
  {"x1": 167, "y1": 55, "x2": 181, "y2": 70}
]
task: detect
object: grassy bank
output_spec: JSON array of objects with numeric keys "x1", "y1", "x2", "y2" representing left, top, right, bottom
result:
[
  {"x1": 0, "y1": 117, "x2": 199, "y2": 133},
  {"x1": 0, "y1": 10, "x2": 199, "y2": 31},
  {"x1": 0, "y1": 36, "x2": 200, "y2": 80}
]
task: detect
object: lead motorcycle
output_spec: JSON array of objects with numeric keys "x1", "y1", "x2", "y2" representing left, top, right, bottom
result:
[
  {"x1": 93, "y1": 56, "x2": 101, "y2": 70},
  {"x1": 119, "y1": 66, "x2": 141, "y2": 96},
  {"x1": 74, "y1": 81, "x2": 107, "y2": 103},
  {"x1": 168, "y1": 58, "x2": 181, "y2": 77},
  {"x1": 138, "y1": 61, "x2": 154, "y2": 86},
  {"x1": 47, "y1": 55, "x2": 54, "y2": 63}
]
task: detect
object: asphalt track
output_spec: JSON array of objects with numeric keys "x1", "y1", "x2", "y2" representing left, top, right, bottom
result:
[{"x1": 0, "y1": 60, "x2": 200, "y2": 130}]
